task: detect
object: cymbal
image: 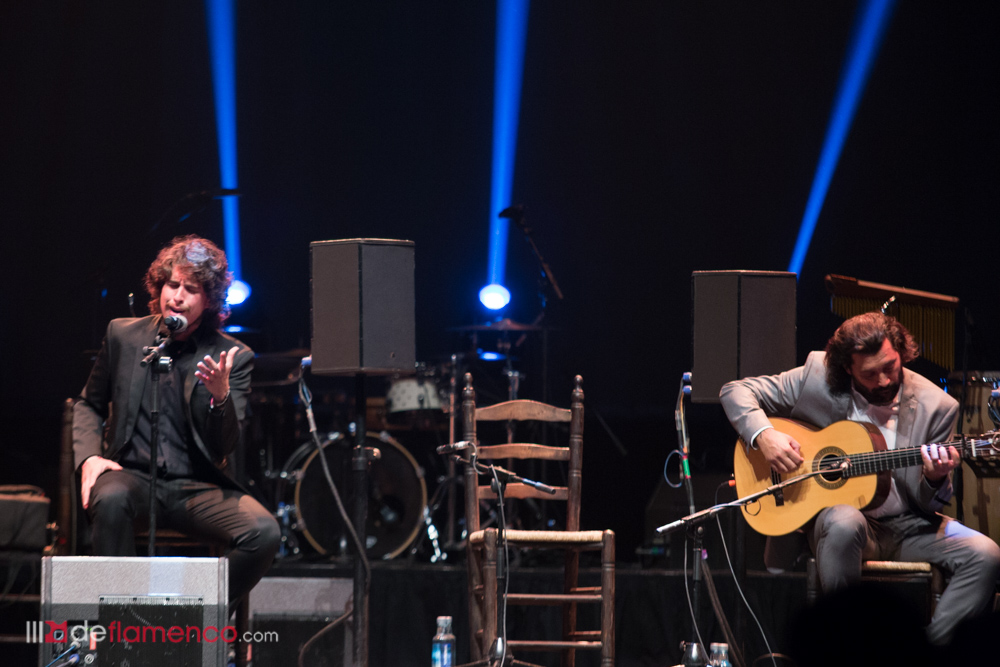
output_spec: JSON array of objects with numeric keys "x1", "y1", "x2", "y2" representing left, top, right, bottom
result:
[{"x1": 450, "y1": 318, "x2": 542, "y2": 332}]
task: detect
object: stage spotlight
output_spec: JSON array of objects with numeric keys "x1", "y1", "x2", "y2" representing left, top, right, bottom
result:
[
  {"x1": 484, "y1": 0, "x2": 529, "y2": 308},
  {"x1": 227, "y1": 279, "x2": 251, "y2": 306},
  {"x1": 206, "y1": 0, "x2": 247, "y2": 301},
  {"x1": 788, "y1": 0, "x2": 896, "y2": 276},
  {"x1": 479, "y1": 284, "x2": 511, "y2": 311}
]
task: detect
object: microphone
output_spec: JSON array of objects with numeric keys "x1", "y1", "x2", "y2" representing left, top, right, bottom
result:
[
  {"x1": 498, "y1": 205, "x2": 524, "y2": 219},
  {"x1": 164, "y1": 315, "x2": 188, "y2": 333},
  {"x1": 436, "y1": 441, "x2": 472, "y2": 455}
]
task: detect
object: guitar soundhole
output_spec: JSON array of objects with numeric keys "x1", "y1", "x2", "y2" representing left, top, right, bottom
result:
[{"x1": 814, "y1": 447, "x2": 847, "y2": 490}]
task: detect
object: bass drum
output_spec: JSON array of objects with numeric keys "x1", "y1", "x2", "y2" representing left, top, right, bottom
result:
[{"x1": 284, "y1": 432, "x2": 427, "y2": 560}]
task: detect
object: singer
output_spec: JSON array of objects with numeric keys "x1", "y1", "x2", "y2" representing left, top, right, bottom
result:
[{"x1": 73, "y1": 235, "x2": 279, "y2": 603}]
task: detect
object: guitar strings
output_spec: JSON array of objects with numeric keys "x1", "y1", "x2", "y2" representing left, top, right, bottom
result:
[{"x1": 808, "y1": 438, "x2": 996, "y2": 478}]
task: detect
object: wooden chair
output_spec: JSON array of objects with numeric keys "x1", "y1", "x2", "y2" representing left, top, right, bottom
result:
[
  {"x1": 806, "y1": 557, "x2": 945, "y2": 622},
  {"x1": 462, "y1": 373, "x2": 614, "y2": 667}
]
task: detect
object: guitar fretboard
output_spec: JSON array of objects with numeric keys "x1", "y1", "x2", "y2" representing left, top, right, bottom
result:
[{"x1": 817, "y1": 439, "x2": 995, "y2": 479}]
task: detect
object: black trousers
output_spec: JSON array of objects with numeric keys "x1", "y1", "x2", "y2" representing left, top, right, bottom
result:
[{"x1": 88, "y1": 468, "x2": 281, "y2": 603}]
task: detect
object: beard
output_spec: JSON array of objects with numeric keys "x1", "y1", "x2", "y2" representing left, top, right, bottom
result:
[{"x1": 853, "y1": 380, "x2": 900, "y2": 406}]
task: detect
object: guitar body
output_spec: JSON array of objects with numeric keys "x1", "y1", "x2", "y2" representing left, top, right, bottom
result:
[{"x1": 733, "y1": 418, "x2": 891, "y2": 536}]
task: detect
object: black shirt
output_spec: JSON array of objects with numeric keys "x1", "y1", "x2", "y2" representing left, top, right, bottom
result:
[{"x1": 120, "y1": 334, "x2": 199, "y2": 478}]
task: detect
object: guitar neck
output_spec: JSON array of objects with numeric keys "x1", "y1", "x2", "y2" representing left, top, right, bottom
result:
[{"x1": 843, "y1": 440, "x2": 980, "y2": 478}]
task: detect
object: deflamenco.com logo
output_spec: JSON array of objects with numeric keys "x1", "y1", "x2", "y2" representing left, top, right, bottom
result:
[{"x1": 27, "y1": 620, "x2": 278, "y2": 646}]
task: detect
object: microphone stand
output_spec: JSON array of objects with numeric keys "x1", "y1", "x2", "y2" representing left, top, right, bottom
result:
[
  {"x1": 673, "y1": 373, "x2": 708, "y2": 664},
  {"x1": 140, "y1": 334, "x2": 175, "y2": 556},
  {"x1": 501, "y1": 205, "x2": 564, "y2": 304},
  {"x1": 656, "y1": 468, "x2": 836, "y2": 536},
  {"x1": 444, "y1": 450, "x2": 556, "y2": 667}
]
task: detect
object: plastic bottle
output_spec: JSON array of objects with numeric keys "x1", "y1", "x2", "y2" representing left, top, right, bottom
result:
[
  {"x1": 432, "y1": 616, "x2": 456, "y2": 667},
  {"x1": 680, "y1": 641, "x2": 708, "y2": 666},
  {"x1": 709, "y1": 642, "x2": 732, "y2": 667}
]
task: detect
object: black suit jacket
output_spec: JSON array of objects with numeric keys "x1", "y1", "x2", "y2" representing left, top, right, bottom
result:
[{"x1": 73, "y1": 315, "x2": 254, "y2": 490}]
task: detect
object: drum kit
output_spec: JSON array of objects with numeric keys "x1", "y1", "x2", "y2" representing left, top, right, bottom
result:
[{"x1": 246, "y1": 318, "x2": 545, "y2": 563}]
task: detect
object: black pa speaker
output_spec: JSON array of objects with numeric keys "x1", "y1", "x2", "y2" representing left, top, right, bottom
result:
[
  {"x1": 691, "y1": 270, "x2": 796, "y2": 403},
  {"x1": 310, "y1": 239, "x2": 416, "y2": 376}
]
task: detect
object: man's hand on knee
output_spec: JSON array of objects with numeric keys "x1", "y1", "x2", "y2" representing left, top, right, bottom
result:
[{"x1": 81, "y1": 456, "x2": 123, "y2": 510}]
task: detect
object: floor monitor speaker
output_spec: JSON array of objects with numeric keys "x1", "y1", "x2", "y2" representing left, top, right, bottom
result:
[{"x1": 38, "y1": 556, "x2": 228, "y2": 667}]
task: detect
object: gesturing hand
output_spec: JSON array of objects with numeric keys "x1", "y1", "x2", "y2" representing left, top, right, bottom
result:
[{"x1": 196, "y1": 345, "x2": 240, "y2": 404}]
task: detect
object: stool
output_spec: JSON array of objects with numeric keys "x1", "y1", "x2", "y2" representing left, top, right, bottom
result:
[{"x1": 806, "y1": 557, "x2": 945, "y2": 622}]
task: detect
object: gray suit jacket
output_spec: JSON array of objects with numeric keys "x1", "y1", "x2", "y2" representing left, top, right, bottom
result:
[
  {"x1": 73, "y1": 315, "x2": 253, "y2": 489},
  {"x1": 720, "y1": 351, "x2": 959, "y2": 517}
]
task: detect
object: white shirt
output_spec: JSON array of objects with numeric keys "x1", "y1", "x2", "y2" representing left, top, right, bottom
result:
[{"x1": 849, "y1": 387, "x2": 908, "y2": 518}]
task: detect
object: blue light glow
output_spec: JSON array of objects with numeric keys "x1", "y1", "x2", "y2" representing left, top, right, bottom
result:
[
  {"x1": 482, "y1": 0, "x2": 530, "y2": 307},
  {"x1": 788, "y1": 0, "x2": 896, "y2": 276},
  {"x1": 479, "y1": 284, "x2": 511, "y2": 310},
  {"x1": 205, "y1": 0, "x2": 245, "y2": 299},
  {"x1": 227, "y1": 279, "x2": 251, "y2": 306}
]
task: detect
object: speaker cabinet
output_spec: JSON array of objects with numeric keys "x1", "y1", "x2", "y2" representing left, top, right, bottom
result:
[
  {"x1": 248, "y1": 576, "x2": 353, "y2": 667},
  {"x1": 38, "y1": 556, "x2": 228, "y2": 667},
  {"x1": 311, "y1": 239, "x2": 416, "y2": 376},
  {"x1": 691, "y1": 270, "x2": 796, "y2": 403}
]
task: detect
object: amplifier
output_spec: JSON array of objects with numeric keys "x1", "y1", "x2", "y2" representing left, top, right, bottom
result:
[{"x1": 38, "y1": 556, "x2": 228, "y2": 667}]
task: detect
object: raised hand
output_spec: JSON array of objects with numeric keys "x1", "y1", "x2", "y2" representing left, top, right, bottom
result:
[{"x1": 195, "y1": 346, "x2": 240, "y2": 404}]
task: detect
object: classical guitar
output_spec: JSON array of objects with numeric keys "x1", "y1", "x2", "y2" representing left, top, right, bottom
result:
[{"x1": 732, "y1": 417, "x2": 999, "y2": 536}]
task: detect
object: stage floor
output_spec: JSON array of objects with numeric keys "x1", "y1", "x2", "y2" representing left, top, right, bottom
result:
[{"x1": 258, "y1": 559, "x2": 812, "y2": 667}]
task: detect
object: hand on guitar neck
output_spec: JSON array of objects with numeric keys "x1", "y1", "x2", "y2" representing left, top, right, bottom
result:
[
  {"x1": 920, "y1": 443, "x2": 960, "y2": 483},
  {"x1": 758, "y1": 425, "x2": 958, "y2": 482},
  {"x1": 755, "y1": 428, "x2": 804, "y2": 473}
]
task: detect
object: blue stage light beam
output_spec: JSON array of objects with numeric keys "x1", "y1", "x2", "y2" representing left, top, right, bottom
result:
[
  {"x1": 480, "y1": 0, "x2": 530, "y2": 311},
  {"x1": 205, "y1": 0, "x2": 249, "y2": 305},
  {"x1": 787, "y1": 0, "x2": 896, "y2": 276}
]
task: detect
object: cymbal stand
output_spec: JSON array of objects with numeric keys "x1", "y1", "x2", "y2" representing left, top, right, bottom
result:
[{"x1": 445, "y1": 354, "x2": 461, "y2": 550}]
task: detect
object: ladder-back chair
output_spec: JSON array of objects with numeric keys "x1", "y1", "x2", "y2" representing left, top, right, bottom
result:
[{"x1": 462, "y1": 373, "x2": 614, "y2": 667}]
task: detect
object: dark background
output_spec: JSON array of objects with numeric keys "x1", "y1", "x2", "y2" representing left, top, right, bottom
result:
[{"x1": 3, "y1": 2, "x2": 998, "y2": 565}]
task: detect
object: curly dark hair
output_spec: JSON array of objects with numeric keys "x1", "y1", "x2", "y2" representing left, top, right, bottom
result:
[
  {"x1": 824, "y1": 312, "x2": 919, "y2": 395},
  {"x1": 144, "y1": 235, "x2": 232, "y2": 330}
]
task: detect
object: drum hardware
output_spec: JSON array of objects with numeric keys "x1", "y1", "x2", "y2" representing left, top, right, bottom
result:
[
  {"x1": 278, "y1": 430, "x2": 428, "y2": 561},
  {"x1": 407, "y1": 472, "x2": 467, "y2": 561},
  {"x1": 449, "y1": 318, "x2": 543, "y2": 332}
]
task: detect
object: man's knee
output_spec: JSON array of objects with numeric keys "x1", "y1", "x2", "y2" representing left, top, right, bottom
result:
[
  {"x1": 233, "y1": 509, "x2": 280, "y2": 556},
  {"x1": 817, "y1": 505, "x2": 867, "y2": 545},
  {"x1": 967, "y1": 533, "x2": 1000, "y2": 576},
  {"x1": 89, "y1": 473, "x2": 140, "y2": 519},
  {"x1": 256, "y1": 513, "x2": 281, "y2": 555}
]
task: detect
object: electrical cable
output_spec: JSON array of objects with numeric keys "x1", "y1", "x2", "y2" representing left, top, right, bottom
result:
[
  {"x1": 662, "y1": 449, "x2": 684, "y2": 488},
  {"x1": 712, "y1": 485, "x2": 778, "y2": 667},
  {"x1": 297, "y1": 378, "x2": 371, "y2": 583},
  {"x1": 297, "y1": 599, "x2": 353, "y2": 667}
]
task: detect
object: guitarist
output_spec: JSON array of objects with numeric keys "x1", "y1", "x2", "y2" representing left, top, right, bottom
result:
[{"x1": 720, "y1": 312, "x2": 1000, "y2": 645}]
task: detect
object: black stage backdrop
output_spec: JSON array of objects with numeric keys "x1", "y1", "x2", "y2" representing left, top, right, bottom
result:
[{"x1": 4, "y1": 2, "x2": 999, "y2": 567}]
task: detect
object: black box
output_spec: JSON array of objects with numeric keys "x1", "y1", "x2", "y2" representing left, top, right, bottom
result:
[
  {"x1": 310, "y1": 239, "x2": 416, "y2": 376},
  {"x1": 691, "y1": 270, "x2": 796, "y2": 403}
]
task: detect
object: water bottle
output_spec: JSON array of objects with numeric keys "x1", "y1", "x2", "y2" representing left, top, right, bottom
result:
[
  {"x1": 680, "y1": 641, "x2": 708, "y2": 666},
  {"x1": 709, "y1": 642, "x2": 732, "y2": 667},
  {"x1": 432, "y1": 616, "x2": 456, "y2": 667}
]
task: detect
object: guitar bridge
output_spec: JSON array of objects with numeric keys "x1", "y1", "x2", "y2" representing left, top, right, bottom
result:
[{"x1": 771, "y1": 470, "x2": 785, "y2": 506}]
